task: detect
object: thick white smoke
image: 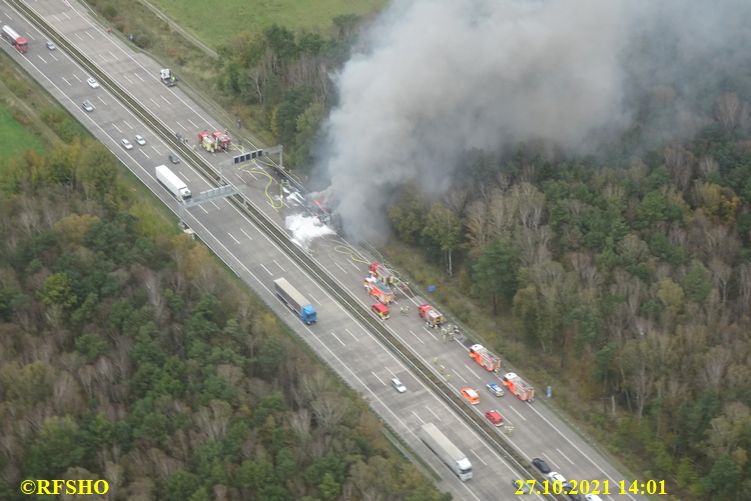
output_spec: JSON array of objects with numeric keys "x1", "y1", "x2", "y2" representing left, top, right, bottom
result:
[{"x1": 317, "y1": 0, "x2": 751, "y2": 242}]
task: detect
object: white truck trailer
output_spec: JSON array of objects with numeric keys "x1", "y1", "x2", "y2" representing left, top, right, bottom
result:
[
  {"x1": 156, "y1": 165, "x2": 191, "y2": 200},
  {"x1": 418, "y1": 423, "x2": 473, "y2": 481}
]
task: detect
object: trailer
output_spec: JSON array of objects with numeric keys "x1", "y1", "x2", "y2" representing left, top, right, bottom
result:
[
  {"x1": 2, "y1": 25, "x2": 28, "y2": 53},
  {"x1": 273, "y1": 278, "x2": 317, "y2": 325},
  {"x1": 502, "y1": 372, "x2": 535, "y2": 402},
  {"x1": 468, "y1": 344, "x2": 501, "y2": 372},
  {"x1": 155, "y1": 165, "x2": 191, "y2": 200},
  {"x1": 418, "y1": 423, "x2": 472, "y2": 481}
]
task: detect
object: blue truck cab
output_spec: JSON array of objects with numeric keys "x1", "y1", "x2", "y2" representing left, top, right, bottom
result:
[{"x1": 301, "y1": 304, "x2": 317, "y2": 324}]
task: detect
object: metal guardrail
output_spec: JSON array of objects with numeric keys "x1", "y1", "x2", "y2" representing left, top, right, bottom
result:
[{"x1": 9, "y1": 1, "x2": 562, "y2": 498}]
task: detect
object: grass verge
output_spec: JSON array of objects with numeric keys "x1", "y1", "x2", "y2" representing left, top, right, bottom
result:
[{"x1": 151, "y1": 0, "x2": 386, "y2": 47}]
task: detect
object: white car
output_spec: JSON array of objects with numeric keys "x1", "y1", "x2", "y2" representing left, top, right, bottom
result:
[
  {"x1": 548, "y1": 471, "x2": 567, "y2": 485},
  {"x1": 584, "y1": 495, "x2": 602, "y2": 501},
  {"x1": 391, "y1": 378, "x2": 406, "y2": 393},
  {"x1": 121, "y1": 138, "x2": 133, "y2": 150},
  {"x1": 135, "y1": 134, "x2": 146, "y2": 146},
  {"x1": 81, "y1": 100, "x2": 95, "y2": 112},
  {"x1": 87, "y1": 77, "x2": 100, "y2": 88},
  {"x1": 46, "y1": 41, "x2": 56, "y2": 50}
]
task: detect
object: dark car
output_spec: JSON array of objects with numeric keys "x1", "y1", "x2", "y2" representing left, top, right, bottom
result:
[
  {"x1": 566, "y1": 484, "x2": 583, "y2": 501},
  {"x1": 512, "y1": 479, "x2": 533, "y2": 494},
  {"x1": 168, "y1": 154, "x2": 180, "y2": 164},
  {"x1": 532, "y1": 457, "x2": 551, "y2": 474}
]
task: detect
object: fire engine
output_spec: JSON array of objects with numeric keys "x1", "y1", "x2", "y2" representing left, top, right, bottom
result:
[
  {"x1": 418, "y1": 303, "x2": 445, "y2": 328},
  {"x1": 468, "y1": 344, "x2": 501, "y2": 372},
  {"x1": 368, "y1": 262, "x2": 399, "y2": 286},
  {"x1": 198, "y1": 131, "x2": 216, "y2": 152},
  {"x1": 364, "y1": 276, "x2": 395, "y2": 304},
  {"x1": 212, "y1": 131, "x2": 231, "y2": 151},
  {"x1": 502, "y1": 372, "x2": 535, "y2": 402},
  {"x1": 198, "y1": 130, "x2": 231, "y2": 152},
  {"x1": 371, "y1": 302, "x2": 390, "y2": 320}
]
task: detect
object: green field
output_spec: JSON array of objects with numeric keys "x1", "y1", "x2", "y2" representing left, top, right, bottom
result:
[
  {"x1": 0, "y1": 105, "x2": 44, "y2": 161},
  {"x1": 152, "y1": 0, "x2": 386, "y2": 46}
]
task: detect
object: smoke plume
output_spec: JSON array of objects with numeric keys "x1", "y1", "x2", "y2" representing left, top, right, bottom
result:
[{"x1": 316, "y1": 0, "x2": 751, "y2": 242}]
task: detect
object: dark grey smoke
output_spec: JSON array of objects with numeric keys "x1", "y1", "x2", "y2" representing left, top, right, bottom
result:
[{"x1": 315, "y1": 0, "x2": 751, "y2": 242}]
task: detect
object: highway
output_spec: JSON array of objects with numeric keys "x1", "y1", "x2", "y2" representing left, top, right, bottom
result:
[{"x1": 1, "y1": 1, "x2": 648, "y2": 500}]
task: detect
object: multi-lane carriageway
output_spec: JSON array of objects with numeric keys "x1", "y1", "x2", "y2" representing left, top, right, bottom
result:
[{"x1": 2, "y1": 1, "x2": 648, "y2": 500}]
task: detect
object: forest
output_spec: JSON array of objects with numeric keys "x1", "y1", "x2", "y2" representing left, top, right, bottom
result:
[
  {"x1": 383, "y1": 97, "x2": 751, "y2": 499},
  {"x1": 0, "y1": 137, "x2": 448, "y2": 500}
]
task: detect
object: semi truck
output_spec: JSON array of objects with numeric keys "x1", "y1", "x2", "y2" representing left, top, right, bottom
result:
[
  {"x1": 273, "y1": 278, "x2": 317, "y2": 325},
  {"x1": 2, "y1": 25, "x2": 28, "y2": 53},
  {"x1": 418, "y1": 423, "x2": 473, "y2": 481},
  {"x1": 155, "y1": 165, "x2": 191, "y2": 200},
  {"x1": 468, "y1": 344, "x2": 501, "y2": 372},
  {"x1": 502, "y1": 372, "x2": 535, "y2": 402}
]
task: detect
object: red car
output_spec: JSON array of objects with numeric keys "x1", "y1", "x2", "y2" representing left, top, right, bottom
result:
[{"x1": 485, "y1": 409, "x2": 503, "y2": 426}]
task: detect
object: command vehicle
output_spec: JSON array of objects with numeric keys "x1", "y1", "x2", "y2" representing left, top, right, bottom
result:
[
  {"x1": 486, "y1": 382, "x2": 504, "y2": 397},
  {"x1": 461, "y1": 387, "x2": 480, "y2": 405},
  {"x1": 485, "y1": 409, "x2": 503, "y2": 426}
]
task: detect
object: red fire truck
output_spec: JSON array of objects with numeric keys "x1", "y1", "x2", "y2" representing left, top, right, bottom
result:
[{"x1": 468, "y1": 344, "x2": 501, "y2": 372}]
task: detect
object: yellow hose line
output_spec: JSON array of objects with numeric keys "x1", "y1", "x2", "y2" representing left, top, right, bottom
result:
[
  {"x1": 240, "y1": 166, "x2": 283, "y2": 210},
  {"x1": 334, "y1": 245, "x2": 370, "y2": 265}
]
